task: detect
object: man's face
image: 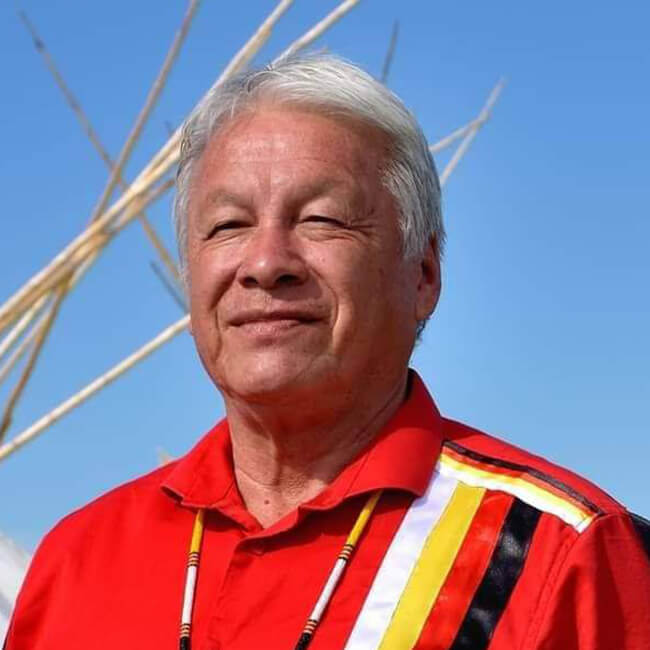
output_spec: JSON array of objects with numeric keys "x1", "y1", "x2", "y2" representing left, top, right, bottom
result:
[{"x1": 186, "y1": 106, "x2": 438, "y2": 405}]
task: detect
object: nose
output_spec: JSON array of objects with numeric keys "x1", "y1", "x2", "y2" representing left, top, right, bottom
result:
[{"x1": 237, "y1": 224, "x2": 308, "y2": 290}]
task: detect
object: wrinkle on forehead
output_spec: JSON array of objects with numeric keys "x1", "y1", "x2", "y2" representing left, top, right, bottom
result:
[
  {"x1": 205, "y1": 103, "x2": 390, "y2": 172},
  {"x1": 191, "y1": 106, "x2": 391, "y2": 222},
  {"x1": 203, "y1": 177, "x2": 359, "y2": 210}
]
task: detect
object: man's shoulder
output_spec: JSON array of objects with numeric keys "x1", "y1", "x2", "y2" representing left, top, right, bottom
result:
[
  {"x1": 7, "y1": 455, "x2": 203, "y2": 648},
  {"x1": 438, "y1": 416, "x2": 625, "y2": 521},
  {"x1": 38, "y1": 461, "x2": 180, "y2": 557},
  {"x1": 31, "y1": 419, "x2": 227, "y2": 568}
]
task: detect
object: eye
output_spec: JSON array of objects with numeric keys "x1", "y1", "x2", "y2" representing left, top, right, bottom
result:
[
  {"x1": 302, "y1": 215, "x2": 345, "y2": 227},
  {"x1": 205, "y1": 220, "x2": 248, "y2": 239}
]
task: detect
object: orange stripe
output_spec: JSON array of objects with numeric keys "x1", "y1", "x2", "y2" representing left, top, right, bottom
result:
[
  {"x1": 441, "y1": 447, "x2": 593, "y2": 518},
  {"x1": 413, "y1": 491, "x2": 513, "y2": 650}
]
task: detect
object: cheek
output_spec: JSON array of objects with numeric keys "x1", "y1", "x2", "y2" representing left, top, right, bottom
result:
[
  {"x1": 188, "y1": 245, "x2": 235, "y2": 312},
  {"x1": 354, "y1": 258, "x2": 419, "y2": 331},
  {"x1": 316, "y1": 251, "x2": 387, "y2": 334}
]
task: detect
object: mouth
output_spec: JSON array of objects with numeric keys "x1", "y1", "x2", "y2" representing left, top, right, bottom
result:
[{"x1": 229, "y1": 310, "x2": 321, "y2": 328}]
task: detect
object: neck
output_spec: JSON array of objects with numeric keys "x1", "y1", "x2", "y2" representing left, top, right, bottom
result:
[{"x1": 224, "y1": 372, "x2": 408, "y2": 528}]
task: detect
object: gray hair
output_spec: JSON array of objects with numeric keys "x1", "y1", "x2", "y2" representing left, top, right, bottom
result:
[{"x1": 174, "y1": 53, "x2": 444, "y2": 282}]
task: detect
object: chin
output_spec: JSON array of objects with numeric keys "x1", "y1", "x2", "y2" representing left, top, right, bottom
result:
[{"x1": 217, "y1": 353, "x2": 328, "y2": 404}]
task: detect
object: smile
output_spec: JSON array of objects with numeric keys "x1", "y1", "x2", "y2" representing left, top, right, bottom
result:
[
  {"x1": 230, "y1": 310, "x2": 321, "y2": 327},
  {"x1": 229, "y1": 311, "x2": 321, "y2": 339}
]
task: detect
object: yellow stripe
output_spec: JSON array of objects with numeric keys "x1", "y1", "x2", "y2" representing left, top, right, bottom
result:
[
  {"x1": 439, "y1": 453, "x2": 593, "y2": 529},
  {"x1": 378, "y1": 483, "x2": 485, "y2": 650},
  {"x1": 346, "y1": 490, "x2": 382, "y2": 547},
  {"x1": 190, "y1": 509, "x2": 205, "y2": 554}
]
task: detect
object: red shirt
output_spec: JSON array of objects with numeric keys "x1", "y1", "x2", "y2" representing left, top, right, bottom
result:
[{"x1": 6, "y1": 374, "x2": 650, "y2": 649}]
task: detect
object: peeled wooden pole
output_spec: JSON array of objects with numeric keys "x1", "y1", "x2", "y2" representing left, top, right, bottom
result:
[
  {"x1": 0, "y1": 169, "x2": 175, "y2": 334},
  {"x1": 0, "y1": 182, "x2": 173, "y2": 442},
  {"x1": 0, "y1": 294, "x2": 48, "y2": 363},
  {"x1": 146, "y1": 0, "x2": 360, "y2": 175},
  {"x1": 89, "y1": 0, "x2": 201, "y2": 223},
  {"x1": 105, "y1": 0, "x2": 295, "y2": 198},
  {"x1": 430, "y1": 118, "x2": 483, "y2": 154},
  {"x1": 18, "y1": 9, "x2": 180, "y2": 284},
  {"x1": 217, "y1": 0, "x2": 295, "y2": 83},
  {"x1": 0, "y1": 315, "x2": 190, "y2": 462},
  {"x1": 19, "y1": 178, "x2": 176, "y2": 333},
  {"x1": 0, "y1": 179, "x2": 174, "y2": 444},
  {"x1": 281, "y1": 0, "x2": 361, "y2": 58},
  {"x1": 150, "y1": 261, "x2": 187, "y2": 312},
  {"x1": 0, "y1": 282, "x2": 70, "y2": 442},
  {"x1": 381, "y1": 20, "x2": 399, "y2": 83},
  {"x1": 0, "y1": 174, "x2": 171, "y2": 445},
  {"x1": 0, "y1": 312, "x2": 47, "y2": 386},
  {"x1": 440, "y1": 78, "x2": 505, "y2": 187},
  {"x1": 143, "y1": 0, "x2": 297, "y2": 180}
]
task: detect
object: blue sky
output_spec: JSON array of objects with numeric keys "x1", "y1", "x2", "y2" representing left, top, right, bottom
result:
[{"x1": 0, "y1": 0, "x2": 648, "y2": 551}]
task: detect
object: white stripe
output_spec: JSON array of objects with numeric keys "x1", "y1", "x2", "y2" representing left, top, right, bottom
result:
[
  {"x1": 181, "y1": 565, "x2": 198, "y2": 625},
  {"x1": 310, "y1": 557, "x2": 347, "y2": 622},
  {"x1": 344, "y1": 471, "x2": 458, "y2": 649},
  {"x1": 438, "y1": 460, "x2": 593, "y2": 532}
]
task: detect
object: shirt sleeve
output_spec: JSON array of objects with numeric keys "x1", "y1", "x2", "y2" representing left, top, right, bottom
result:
[
  {"x1": 3, "y1": 554, "x2": 46, "y2": 650},
  {"x1": 2, "y1": 522, "x2": 70, "y2": 650},
  {"x1": 527, "y1": 511, "x2": 650, "y2": 649}
]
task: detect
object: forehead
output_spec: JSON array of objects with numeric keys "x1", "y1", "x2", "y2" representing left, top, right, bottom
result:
[{"x1": 193, "y1": 106, "x2": 390, "y2": 195}]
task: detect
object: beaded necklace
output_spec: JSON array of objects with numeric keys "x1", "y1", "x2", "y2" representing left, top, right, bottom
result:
[{"x1": 178, "y1": 489, "x2": 383, "y2": 650}]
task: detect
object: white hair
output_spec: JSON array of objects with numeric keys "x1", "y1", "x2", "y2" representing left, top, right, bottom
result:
[{"x1": 174, "y1": 53, "x2": 444, "y2": 287}]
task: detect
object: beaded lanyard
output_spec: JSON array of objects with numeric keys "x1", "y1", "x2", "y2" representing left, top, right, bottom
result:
[
  {"x1": 178, "y1": 489, "x2": 383, "y2": 650},
  {"x1": 179, "y1": 509, "x2": 205, "y2": 650}
]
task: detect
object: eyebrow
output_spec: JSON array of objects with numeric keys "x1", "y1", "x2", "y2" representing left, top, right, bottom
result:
[
  {"x1": 292, "y1": 178, "x2": 349, "y2": 199},
  {"x1": 288, "y1": 178, "x2": 364, "y2": 213},
  {"x1": 202, "y1": 189, "x2": 252, "y2": 210}
]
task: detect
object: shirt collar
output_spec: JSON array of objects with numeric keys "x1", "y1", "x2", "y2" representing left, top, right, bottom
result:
[{"x1": 162, "y1": 370, "x2": 443, "y2": 517}]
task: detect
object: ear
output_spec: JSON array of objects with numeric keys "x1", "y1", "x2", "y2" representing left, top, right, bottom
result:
[{"x1": 415, "y1": 236, "x2": 441, "y2": 322}]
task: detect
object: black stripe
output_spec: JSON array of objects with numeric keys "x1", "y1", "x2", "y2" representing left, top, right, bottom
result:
[
  {"x1": 294, "y1": 632, "x2": 313, "y2": 650},
  {"x1": 444, "y1": 440, "x2": 602, "y2": 515},
  {"x1": 630, "y1": 513, "x2": 650, "y2": 561},
  {"x1": 449, "y1": 498, "x2": 542, "y2": 650},
  {"x1": 179, "y1": 637, "x2": 190, "y2": 650}
]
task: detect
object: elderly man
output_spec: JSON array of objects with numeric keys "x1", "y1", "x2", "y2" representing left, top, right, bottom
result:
[{"x1": 6, "y1": 54, "x2": 650, "y2": 650}]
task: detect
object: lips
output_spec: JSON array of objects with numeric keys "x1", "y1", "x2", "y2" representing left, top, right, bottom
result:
[{"x1": 229, "y1": 309, "x2": 321, "y2": 327}]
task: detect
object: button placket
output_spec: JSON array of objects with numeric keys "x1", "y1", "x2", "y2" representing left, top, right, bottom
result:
[{"x1": 204, "y1": 536, "x2": 260, "y2": 646}]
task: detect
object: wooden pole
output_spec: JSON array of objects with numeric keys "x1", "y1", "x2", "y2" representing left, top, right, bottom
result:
[
  {"x1": 216, "y1": 0, "x2": 295, "y2": 84},
  {"x1": 150, "y1": 261, "x2": 187, "y2": 312},
  {"x1": 89, "y1": 0, "x2": 201, "y2": 223},
  {"x1": 0, "y1": 294, "x2": 48, "y2": 363},
  {"x1": 144, "y1": 0, "x2": 297, "y2": 178},
  {"x1": 281, "y1": 0, "x2": 361, "y2": 58},
  {"x1": 18, "y1": 10, "x2": 181, "y2": 284},
  {"x1": 0, "y1": 173, "x2": 175, "y2": 334},
  {"x1": 440, "y1": 78, "x2": 505, "y2": 187},
  {"x1": 0, "y1": 174, "x2": 175, "y2": 439},
  {"x1": 0, "y1": 283, "x2": 70, "y2": 442},
  {"x1": 0, "y1": 315, "x2": 190, "y2": 462},
  {"x1": 430, "y1": 118, "x2": 483, "y2": 154},
  {"x1": 381, "y1": 20, "x2": 399, "y2": 83},
  {"x1": 0, "y1": 313, "x2": 47, "y2": 386}
]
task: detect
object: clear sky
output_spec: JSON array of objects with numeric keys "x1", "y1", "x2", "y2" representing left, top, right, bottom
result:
[{"x1": 0, "y1": 0, "x2": 648, "y2": 552}]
